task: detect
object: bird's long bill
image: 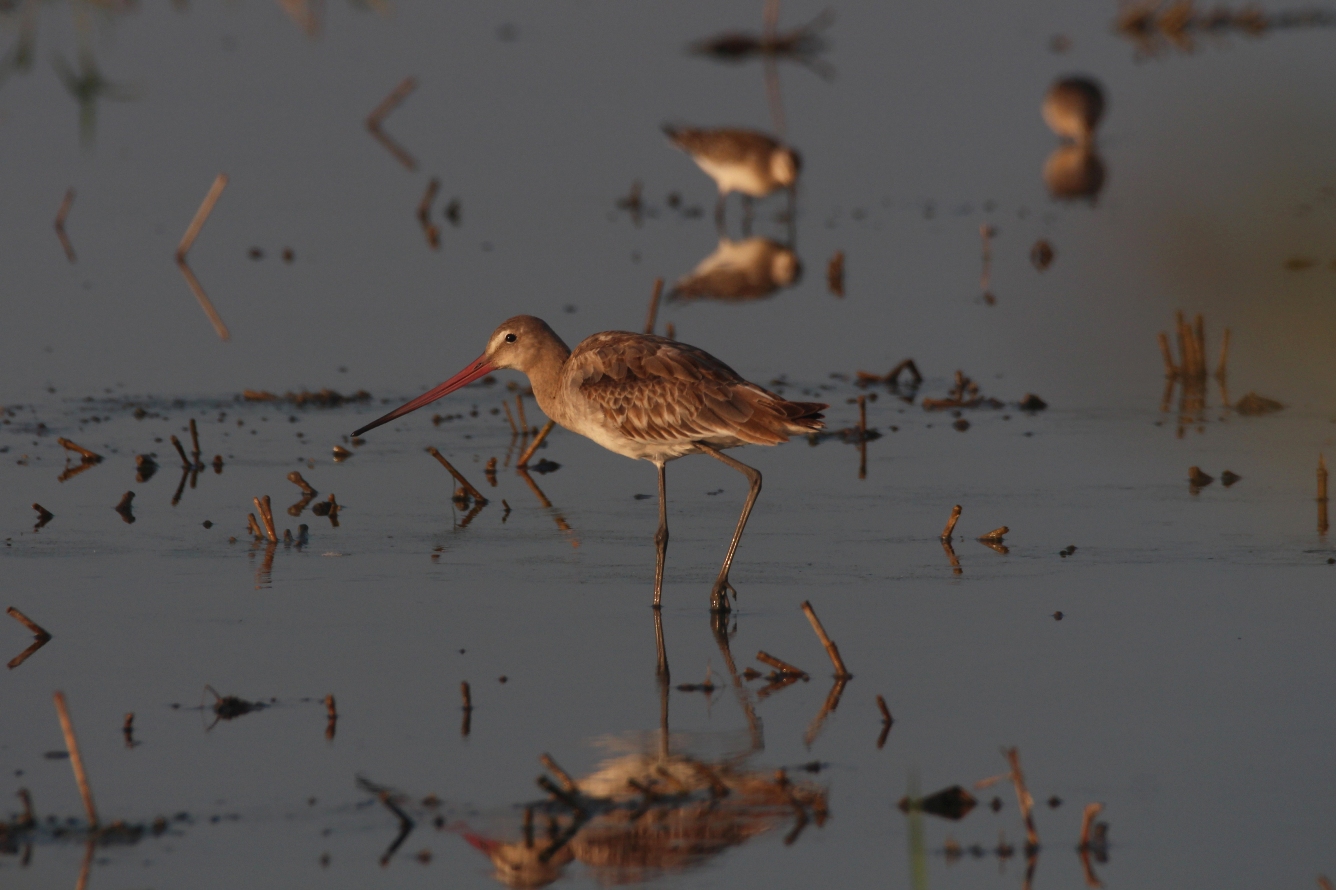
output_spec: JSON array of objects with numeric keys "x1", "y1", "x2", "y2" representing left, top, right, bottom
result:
[{"x1": 352, "y1": 354, "x2": 496, "y2": 436}]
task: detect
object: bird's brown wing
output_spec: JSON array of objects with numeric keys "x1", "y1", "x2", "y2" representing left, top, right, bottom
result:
[
  {"x1": 569, "y1": 332, "x2": 824, "y2": 447},
  {"x1": 663, "y1": 127, "x2": 776, "y2": 165}
]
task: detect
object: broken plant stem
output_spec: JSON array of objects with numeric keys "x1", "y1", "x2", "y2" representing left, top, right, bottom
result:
[{"x1": 53, "y1": 692, "x2": 98, "y2": 829}]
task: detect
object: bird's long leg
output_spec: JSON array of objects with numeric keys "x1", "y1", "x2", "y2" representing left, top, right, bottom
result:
[
  {"x1": 695, "y1": 443, "x2": 762, "y2": 613},
  {"x1": 653, "y1": 460, "x2": 669, "y2": 609}
]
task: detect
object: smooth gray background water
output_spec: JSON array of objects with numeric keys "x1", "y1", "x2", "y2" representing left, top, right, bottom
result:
[{"x1": 2, "y1": 1, "x2": 1334, "y2": 888}]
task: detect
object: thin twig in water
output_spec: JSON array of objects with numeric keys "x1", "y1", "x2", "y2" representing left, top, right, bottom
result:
[
  {"x1": 801, "y1": 601, "x2": 852, "y2": 678},
  {"x1": 175, "y1": 173, "x2": 230, "y2": 341},
  {"x1": 53, "y1": 692, "x2": 99, "y2": 829},
  {"x1": 517, "y1": 419, "x2": 555, "y2": 468},
  {"x1": 1004, "y1": 747, "x2": 1039, "y2": 850},
  {"x1": 426, "y1": 447, "x2": 487, "y2": 504},
  {"x1": 366, "y1": 76, "x2": 419, "y2": 170},
  {"x1": 644, "y1": 277, "x2": 664, "y2": 335},
  {"x1": 54, "y1": 188, "x2": 77, "y2": 263},
  {"x1": 941, "y1": 504, "x2": 962, "y2": 540},
  {"x1": 7, "y1": 606, "x2": 52, "y2": 639}
]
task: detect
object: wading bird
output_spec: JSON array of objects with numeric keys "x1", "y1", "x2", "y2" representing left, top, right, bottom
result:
[
  {"x1": 353, "y1": 316, "x2": 825, "y2": 612},
  {"x1": 663, "y1": 125, "x2": 801, "y2": 227}
]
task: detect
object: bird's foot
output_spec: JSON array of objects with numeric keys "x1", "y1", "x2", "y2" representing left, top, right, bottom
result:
[{"x1": 709, "y1": 578, "x2": 735, "y2": 614}]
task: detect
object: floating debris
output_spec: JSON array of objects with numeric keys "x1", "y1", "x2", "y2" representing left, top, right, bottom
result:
[
  {"x1": 826, "y1": 250, "x2": 845, "y2": 296},
  {"x1": 1221, "y1": 470, "x2": 1241, "y2": 487},
  {"x1": 32, "y1": 503, "x2": 54, "y2": 529},
  {"x1": 1030, "y1": 239, "x2": 1054, "y2": 270},
  {"x1": 1234, "y1": 392, "x2": 1284, "y2": 415},
  {"x1": 898, "y1": 785, "x2": 977, "y2": 820},
  {"x1": 114, "y1": 491, "x2": 135, "y2": 524},
  {"x1": 242, "y1": 389, "x2": 371, "y2": 407}
]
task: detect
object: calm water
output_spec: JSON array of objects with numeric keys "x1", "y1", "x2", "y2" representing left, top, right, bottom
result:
[{"x1": 2, "y1": 2, "x2": 1334, "y2": 888}]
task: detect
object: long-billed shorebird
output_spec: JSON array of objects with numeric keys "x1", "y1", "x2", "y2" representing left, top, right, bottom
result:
[
  {"x1": 663, "y1": 125, "x2": 801, "y2": 226},
  {"x1": 353, "y1": 316, "x2": 826, "y2": 612}
]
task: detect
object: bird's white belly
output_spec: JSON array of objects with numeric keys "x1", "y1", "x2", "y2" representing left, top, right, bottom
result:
[{"x1": 695, "y1": 157, "x2": 771, "y2": 197}]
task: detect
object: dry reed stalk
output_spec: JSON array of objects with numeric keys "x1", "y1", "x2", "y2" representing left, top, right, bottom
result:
[
  {"x1": 644, "y1": 277, "x2": 664, "y2": 335},
  {"x1": 857, "y1": 394, "x2": 867, "y2": 436},
  {"x1": 177, "y1": 174, "x2": 228, "y2": 262},
  {"x1": 460, "y1": 681, "x2": 472, "y2": 736},
  {"x1": 287, "y1": 471, "x2": 316, "y2": 495},
  {"x1": 502, "y1": 400, "x2": 518, "y2": 435},
  {"x1": 366, "y1": 77, "x2": 419, "y2": 170},
  {"x1": 516, "y1": 419, "x2": 555, "y2": 468},
  {"x1": 876, "y1": 694, "x2": 892, "y2": 724},
  {"x1": 540, "y1": 754, "x2": 577, "y2": 792},
  {"x1": 515, "y1": 394, "x2": 530, "y2": 433},
  {"x1": 1216, "y1": 327, "x2": 1231, "y2": 378},
  {"x1": 1319, "y1": 454, "x2": 1328, "y2": 502},
  {"x1": 7, "y1": 606, "x2": 51, "y2": 639},
  {"x1": 189, "y1": 419, "x2": 201, "y2": 460},
  {"x1": 53, "y1": 692, "x2": 98, "y2": 829},
  {"x1": 757, "y1": 650, "x2": 807, "y2": 677},
  {"x1": 169, "y1": 435, "x2": 190, "y2": 468},
  {"x1": 941, "y1": 504, "x2": 962, "y2": 540},
  {"x1": 484, "y1": 457, "x2": 498, "y2": 486},
  {"x1": 252, "y1": 496, "x2": 278, "y2": 543},
  {"x1": 426, "y1": 447, "x2": 487, "y2": 504},
  {"x1": 665, "y1": 322, "x2": 675, "y2": 340},
  {"x1": 1078, "y1": 802, "x2": 1103, "y2": 847},
  {"x1": 978, "y1": 526, "x2": 1008, "y2": 541},
  {"x1": 55, "y1": 188, "x2": 77, "y2": 263},
  {"x1": 246, "y1": 513, "x2": 264, "y2": 540},
  {"x1": 57, "y1": 437, "x2": 102, "y2": 463},
  {"x1": 801, "y1": 601, "x2": 852, "y2": 678},
  {"x1": 1157, "y1": 332, "x2": 1177, "y2": 376},
  {"x1": 1004, "y1": 747, "x2": 1039, "y2": 850}
]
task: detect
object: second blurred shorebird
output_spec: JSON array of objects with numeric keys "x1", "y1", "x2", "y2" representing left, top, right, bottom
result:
[
  {"x1": 353, "y1": 316, "x2": 826, "y2": 613},
  {"x1": 664, "y1": 125, "x2": 801, "y2": 227}
]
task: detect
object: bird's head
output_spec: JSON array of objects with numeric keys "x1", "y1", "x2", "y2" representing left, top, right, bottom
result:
[{"x1": 770, "y1": 146, "x2": 802, "y2": 187}]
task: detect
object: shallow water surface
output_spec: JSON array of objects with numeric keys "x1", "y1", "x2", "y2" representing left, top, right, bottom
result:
[{"x1": 2, "y1": 2, "x2": 1334, "y2": 888}]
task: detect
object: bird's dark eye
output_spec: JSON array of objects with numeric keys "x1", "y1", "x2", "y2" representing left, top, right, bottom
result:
[{"x1": 505, "y1": 333, "x2": 517, "y2": 343}]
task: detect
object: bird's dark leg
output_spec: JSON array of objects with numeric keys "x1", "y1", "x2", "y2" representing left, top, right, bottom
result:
[
  {"x1": 653, "y1": 460, "x2": 669, "y2": 609},
  {"x1": 695, "y1": 444, "x2": 762, "y2": 613}
]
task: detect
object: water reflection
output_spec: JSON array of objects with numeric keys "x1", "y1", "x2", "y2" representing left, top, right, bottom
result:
[
  {"x1": 669, "y1": 236, "x2": 802, "y2": 303},
  {"x1": 1041, "y1": 76, "x2": 1106, "y2": 202},
  {"x1": 454, "y1": 623, "x2": 823, "y2": 888}
]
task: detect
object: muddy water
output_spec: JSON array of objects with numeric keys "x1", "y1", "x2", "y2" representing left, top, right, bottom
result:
[{"x1": 2, "y1": 2, "x2": 1335, "y2": 888}]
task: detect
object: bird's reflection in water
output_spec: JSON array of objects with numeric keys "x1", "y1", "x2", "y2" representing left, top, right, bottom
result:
[
  {"x1": 461, "y1": 739, "x2": 827, "y2": 888},
  {"x1": 670, "y1": 237, "x2": 802, "y2": 303},
  {"x1": 1043, "y1": 143, "x2": 1106, "y2": 202},
  {"x1": 1041, "y1": 75, "x2": 1107, "y2": 202},
  {"x1": 452, "y1": 614, "x2": 824, "y2": 888}
]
